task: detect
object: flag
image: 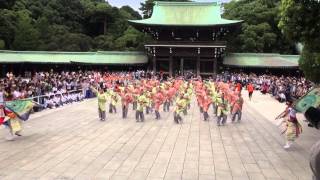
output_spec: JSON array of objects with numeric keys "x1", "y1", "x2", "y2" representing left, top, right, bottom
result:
[
  {"x1": 294, "y1": 87, "x2": 320, "y2": 113},
  {"x1": 5, "y1": 100, "x2": 35, "y2": 121}
]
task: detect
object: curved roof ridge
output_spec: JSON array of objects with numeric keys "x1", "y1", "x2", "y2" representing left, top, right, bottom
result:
[
  {"x1": 154, "y1": 1, "x2": 218, "y2": 6},
  {"x1": 0, "y1": 50, "x2": 96, "y2": 54},
  {"x1": 229, "y1": 53, "x2": 281, "y2": 56},
  {"x1": 129, "y1": 1, "x2": 242, "y2": 27}
]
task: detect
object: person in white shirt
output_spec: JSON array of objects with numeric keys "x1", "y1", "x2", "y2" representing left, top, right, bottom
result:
[
  {"x1": 44, "y1": 97, "x2": 54, "y2": 109},
  {"x1": 53, "y1": 95, "x2": 62, "y2": 107},
  {"x1": 12, "y1": 88, "x2": 21, "y2": 100}
]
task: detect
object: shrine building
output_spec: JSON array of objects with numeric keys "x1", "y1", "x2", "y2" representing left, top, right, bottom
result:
[{"x1": 129, "y1": 1, "x2": 242, "y2": 77}]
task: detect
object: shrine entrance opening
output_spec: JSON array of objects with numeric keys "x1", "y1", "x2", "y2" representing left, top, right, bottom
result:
[
  {"x1": 183, "y1": 57, "x2": 197, "y2": 75},
  {"x1": 171, "y1": 56, "x2": 197, "y2": 76}
]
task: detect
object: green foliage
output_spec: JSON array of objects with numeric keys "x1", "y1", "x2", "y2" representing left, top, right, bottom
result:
[
  {"x1": 140, "y1": 0, "x2": 189, "y2": 18},
  {"x1": 0, "y1": 0, "x2": 145, "y2": 51},
  {"x1": 223, "y1": 0, "x2": 296, "y2": 54},
  {"x1": 0, "y1": 39, "x2": 5, "y2": 49},
  {"x1": 114, "y1": 26, "x2": 148, "y2": 51},
  {"x1": 279, "y1": 0, "x2": 320, "y2": 43},
  {"x1": 12, "y1": 11, "x2": 41, "y2": 50},
  {"x1": 0, "y1": 9, "x2": 17, "y2": 49},
  {"x1": 279, "y1": 0, "x2": 320, "y2": 83},
  {"x1": 93, "y1": 35, "x2": 114, "y2": 50},
  {"x1": 300, "y1": 45, "x2": 320, "y2": 84}
]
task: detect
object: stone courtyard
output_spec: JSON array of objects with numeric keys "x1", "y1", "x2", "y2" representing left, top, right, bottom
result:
[{"x1": 0, "y1": 92, "x2": 318, "y2": 180}]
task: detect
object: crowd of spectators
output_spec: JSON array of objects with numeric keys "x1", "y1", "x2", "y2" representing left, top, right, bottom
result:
[
  {"x1": 0, "y1": 70, "x2": 151, "y2": 108},
  {"x1": 0, "y1": 71, "x2": 90, "y2": 110},
  {"x1": 219, "y1": 72, "x2": 314, "y2": 102}
]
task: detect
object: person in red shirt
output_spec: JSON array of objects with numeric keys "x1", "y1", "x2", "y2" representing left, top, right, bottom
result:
[
  {"x1": 121, "y1": 89, "x2": 133, "y2": 119},
  {"x1": 154, "y1": 88, "x2": 164, "y2": 119},
  {"x1": 231, "y1": 93, "x2": 244, "y2": 122},
  {"x1": 236, "y1": 82, "x2": 242, "y2": 92},
  {"x1": 247, "y1": 83, "x2": 254, "y2": 101},
  {"x1": 0, "y1": 105, "x2": 5, "y2": 126},
  {"x1": 202, "y1": 91, "x2": 212, "y2": 121}
]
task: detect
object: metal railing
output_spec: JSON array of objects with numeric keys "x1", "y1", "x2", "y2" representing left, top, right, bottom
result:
[{"x1": 2, "y1": 89, "x2": 83, "y2": 103}]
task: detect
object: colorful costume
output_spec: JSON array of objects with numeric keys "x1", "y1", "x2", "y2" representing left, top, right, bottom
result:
[{"x1": 92, "y1": 87, "x2": 108, "y2": 121}]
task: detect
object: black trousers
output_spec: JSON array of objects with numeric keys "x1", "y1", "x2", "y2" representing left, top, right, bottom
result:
[
  {"x1": 163, "y1": 101, "x2": 170, "y2": 112},
  {"x1": 109, "y1": 104, "x2": 116, "y2": 113},
  {"x1": 203, "y1": 112, "x2": 209, "y2": 121},
  {"x1": 136, "y1": 111, "x2": 144, "y2": 122},
  {"x1": 133, "y1": 102, "x2": 137, "y2": 110},
  {"x1": 122, "y1": 105, "x2": 128, "y2": 118},
  {"x1": 155, "y1": 110, "x2": 160, "y2": 119},
  {"x1": 174, "y1": 112, "x2": 182, "y2": 124}
]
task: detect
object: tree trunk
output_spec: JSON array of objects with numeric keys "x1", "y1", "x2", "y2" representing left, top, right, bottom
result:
[{"x1": 103, "y1": 16, "x2": 107, "y2": 35}]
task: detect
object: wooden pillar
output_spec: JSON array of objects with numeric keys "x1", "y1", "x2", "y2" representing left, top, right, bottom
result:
[
  {"x1": 152, "y1": 55, "x2": 156, "y2": 73},
  {"x1": 196, "y1": 56, "x2": 200, "y2": 77},
  {"x1": 180, "y1": 58, "x2": 184, "y2": 75},
  {"x1": 169, "y1": 55, "x2": 173, "y2": 77},
  {"x1": 213, "y1": 57, "x2": 217, "y2": 78},
  {"x1": 2, "y1": 64, "x2": 6, "y2": 78}
]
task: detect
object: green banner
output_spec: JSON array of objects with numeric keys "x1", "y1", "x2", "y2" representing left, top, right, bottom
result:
[
  {"x1": 5, "y1": 100, "x2": 35, "y2": 121},
  {"x1": 294, "y1": 87, "x2": 320, "y2": 113}
]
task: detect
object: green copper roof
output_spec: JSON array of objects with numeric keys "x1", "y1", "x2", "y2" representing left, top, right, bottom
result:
[
  {"x1": 0, "y1": 51, "x2": 148, "y2": 64},
  {"x1": 129, "y1": 1, "x2": 242, "y2": 26},
  {"x1": 223, "y1": 53, "x2": 299, "y2": 68}
]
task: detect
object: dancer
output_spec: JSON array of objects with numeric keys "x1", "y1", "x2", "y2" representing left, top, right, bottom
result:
[
  {"x1": 91, "y1": 86, "x2": 108, "y2": 121},
  {"x1": 276, "y1": 100, "x2": 302, "y2": 149},
  {"x1": 217, "y1": 102, "x2": 229, "y2": 126},
  {"x1": 154, "y1": 88, "x2": 164, "y2": 119},
  {"x1": 136, "y1": 91, "x2": 148, "y2": 122},
  {"x1": 231, "y1": 93, "x2": 244, "y2": 122},
  {"x1": 109, "y1": 89, "x2": 118, "y2": 114},
  {"x1": 202, "y1": 90, "x2": 212, "y2": 121},
  {"x1": 247, "y1": 82, "x2": 254, "y2": 101},
  {"x1": 2, "y1": 108, "x2": 23, "y2": 141},
  {"x1": 121, "y1": 89, "x2": 132, "y2": 119},
  {"x1": 174, "y1": 93, "x2": 187, "y2": 124}
]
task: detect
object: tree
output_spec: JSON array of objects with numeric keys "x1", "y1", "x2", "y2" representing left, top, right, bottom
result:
[
  {"x1": 60, "y1": 33, "x2": 92, "y2": 51},
  {"x1": 12, "y1": 10, "x2": 40, "y2": 50},
  {"x1": 114, "y1": 26, "x2": 148, "y2": 51},
  {"x1": 140, "y1": 0, "x2": 189, "y2": 18},
  {"x1": 0, "y1": 39, "x2": 5, "y2": 49},
  {"x1": 0, "y1": 0, "x2": 16, "y2": 9},
  {"x1": 299, "y1": 44, "x2": 320, "y2": 83},
  {"x1": 279, "y1": 0, "x2": 320, "y2": 83},
  {"x1": 0, "y1": 0, "x2": 144, "y2": 51},
  {"x1": 120, "y1": 6, "x2": 142, "y2": 20},
  {"x1": 0, "y1": 9, "x2": 17, "y2": 49},
  {"x1": 93, "y1": 34, "x2": 114, "y2": 50},
  {"x1": 223, "y1": 0, "x2": 296, "y2": 54}
]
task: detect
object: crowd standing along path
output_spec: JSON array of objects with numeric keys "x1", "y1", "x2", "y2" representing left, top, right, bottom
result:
[{"x1": 0, "y1": 92, "x2": 318, "y2": 180}]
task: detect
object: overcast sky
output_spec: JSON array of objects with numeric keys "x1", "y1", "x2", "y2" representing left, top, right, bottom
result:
[{"x1": 107, "y1": 0, "x2": 230, "y2": 13}]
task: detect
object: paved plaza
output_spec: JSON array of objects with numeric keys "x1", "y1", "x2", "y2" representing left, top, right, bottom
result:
[{"x1": 0, "y1": 92, "x2": 319, "y2": 180}]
